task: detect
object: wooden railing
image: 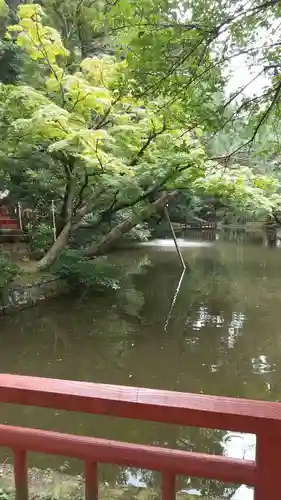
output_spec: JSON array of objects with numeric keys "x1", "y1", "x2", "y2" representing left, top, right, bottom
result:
[{"x1": 0, "y1": 375, "x2": 280, "y2": 500}]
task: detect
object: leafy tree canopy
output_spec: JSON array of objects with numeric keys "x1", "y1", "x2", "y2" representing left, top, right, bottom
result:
[{"x1": 0, "y1": 1, "x2": 279, "y2": 273}]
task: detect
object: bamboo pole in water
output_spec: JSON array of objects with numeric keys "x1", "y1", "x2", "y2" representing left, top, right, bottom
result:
[
  {"x1": 164, "y1": 268, "x2": 186, "y2": 332},
  {"x1": 164, "y1": 205, "x2": 186, "y2": 270}
]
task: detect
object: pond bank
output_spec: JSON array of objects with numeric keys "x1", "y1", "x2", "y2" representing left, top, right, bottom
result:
[{"x1": 0, "y1": 274, "x2": 72, "y2": 315}]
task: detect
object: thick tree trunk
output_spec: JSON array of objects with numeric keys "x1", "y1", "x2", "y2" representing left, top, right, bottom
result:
[
  {"x1": 33, "y1": 180, "x2": 88, "y2": 271},
  {"x1": 35, "y1": 220, "x2": 72, "y2": 270},
  {"x1": 27, "y1": 191, "x2": 176, "y2": 272},
  {"x1": 56, "y1": 176, "x2": 76, "y2": 236},
  {"x1": 85, "y1": 191, "x2": 177, "y2": 257}
]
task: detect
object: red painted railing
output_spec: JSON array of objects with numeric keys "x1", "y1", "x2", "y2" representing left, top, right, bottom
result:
[{"x1": 0, "y1": 375, "x2": 280, "y2": 500}]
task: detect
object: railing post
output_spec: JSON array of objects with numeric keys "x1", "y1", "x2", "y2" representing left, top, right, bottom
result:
[
  {"x1": 254, "y1": 433, "x2": 281, "y2": 500},
  {"x1": 162, "y1": 472, "x2": 175, "y2": 500},
  {"x1": 84, "y1": 461, "x2": 98, "y2": 500},
  {"x1": 14, "y1": 450, "x2": 28, "y2": 500}
]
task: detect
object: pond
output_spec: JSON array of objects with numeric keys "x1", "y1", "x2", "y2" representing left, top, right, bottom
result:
[{"x1": 0, "y1": 231, "x2": 280, "y2": 499}]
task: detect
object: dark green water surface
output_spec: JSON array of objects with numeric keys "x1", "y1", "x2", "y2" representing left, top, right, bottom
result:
[{"x1": 1, "y1": 233, "x2": 280, "y2": 498}]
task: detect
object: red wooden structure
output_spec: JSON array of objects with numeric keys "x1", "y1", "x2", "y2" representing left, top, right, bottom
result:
[
  {"x1": 0, "y1": 374, "x2": 280, "y2": 500},
  {"x1": 0, "y1": 206, "x2": 20, "y2": 230}
]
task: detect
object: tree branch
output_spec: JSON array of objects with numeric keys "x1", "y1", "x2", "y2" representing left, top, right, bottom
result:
[
  {"x1": 74, "y1": 167, "x2": 89, "y2": 211},
  {"x1": 130, "y1": 119, "x2": 167, "y2": 166},
  {"x1": 33, "y1": 13, "x2": 66, "y2": 106},
  {"x1": 216, "y1": 80, "x2": 281, "y2": 162},
  {"x1": 93, "y1": 163, "x2": 195, "y2": 228}
]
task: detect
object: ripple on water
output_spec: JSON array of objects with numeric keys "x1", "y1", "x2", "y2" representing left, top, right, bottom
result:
[
  {"x1": 138, "y1": 238, "x2": 213, "y2": 248},
  {"x1": 251, "y1": 355, "x2": 276, "y2": 374}
]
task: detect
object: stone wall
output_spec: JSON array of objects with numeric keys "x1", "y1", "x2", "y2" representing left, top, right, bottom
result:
[{"x1": 0, "y1": 275, "x2": 72, "y2": 314}]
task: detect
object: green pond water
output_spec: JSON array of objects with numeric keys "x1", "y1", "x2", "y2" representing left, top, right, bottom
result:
[{"x1": 0, "y1": 231, "x2": 280, "y2": 499}]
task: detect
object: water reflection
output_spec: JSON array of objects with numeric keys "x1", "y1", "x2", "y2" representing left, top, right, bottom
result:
[
  {"x1": 1, "y1": 236, "x2": 281, "y2": 498},
  {"x1": 139, "y1": 238, "x2": 212, "y2": 248}
]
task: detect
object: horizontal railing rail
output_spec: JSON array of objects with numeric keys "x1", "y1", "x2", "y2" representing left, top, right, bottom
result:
[{"x1": 0, "y1": 374, "x2": 279, "y2": 500}]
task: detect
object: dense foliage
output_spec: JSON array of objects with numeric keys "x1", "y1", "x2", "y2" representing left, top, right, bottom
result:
[
  {"x1": 0, "y1": 253, "x2": 19, "y2": 293},
  {"x1": 0, "y1": 0, "x2": 281, "y2": 276}
]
